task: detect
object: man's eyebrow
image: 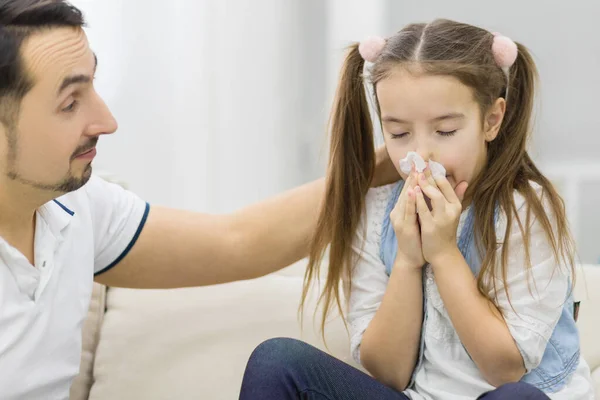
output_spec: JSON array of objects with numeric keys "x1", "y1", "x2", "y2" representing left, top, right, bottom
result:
[
  {"x1": 57, "y1": 53, "x2": 98, "y2": 96},
  {"x1": 57, "y1": 74, "x2": 92, "y2": 96}
]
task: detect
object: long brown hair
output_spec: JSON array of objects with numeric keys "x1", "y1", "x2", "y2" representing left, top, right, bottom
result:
[{"x1": 301, "y1": 19, "x2": 575, "y2": 335}]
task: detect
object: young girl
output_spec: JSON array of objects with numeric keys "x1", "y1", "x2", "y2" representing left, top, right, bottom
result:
[{"x1": 239, "y1": 19, "x2": 595, "y2": 400}]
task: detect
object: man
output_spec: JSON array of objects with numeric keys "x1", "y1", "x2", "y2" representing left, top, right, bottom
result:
[{"x1": 0, "y1": 1, "x2": 398, "y2": 398}]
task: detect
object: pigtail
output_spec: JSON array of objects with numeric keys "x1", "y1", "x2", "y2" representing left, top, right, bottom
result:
[
  {"x1": 299, "y1": 43, "x2": 375, "y2": 337},
  {"x1": 475, "y1": 43, "x2": 576, "y2": 305}
]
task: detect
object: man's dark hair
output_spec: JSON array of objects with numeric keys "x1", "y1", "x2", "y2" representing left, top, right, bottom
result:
[{"x1": 0, "y1": 0, "x2": 85, "y2": 124}]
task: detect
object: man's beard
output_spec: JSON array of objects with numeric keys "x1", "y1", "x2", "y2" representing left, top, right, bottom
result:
[
  {"x1": 8, "y1": 159, "x2": 94, "y2": 194},
  {"x1": 5, "y1": 132, "x2": 97, "y2": 194}
]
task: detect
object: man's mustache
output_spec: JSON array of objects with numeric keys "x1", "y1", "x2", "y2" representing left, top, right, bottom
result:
[{"x1": 71, "y1": 138, "x2": 98, "y2": 159}]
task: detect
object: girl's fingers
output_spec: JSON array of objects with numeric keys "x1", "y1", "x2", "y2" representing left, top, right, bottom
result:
[
  {"x1": 405, "y1": 187, "x2": 417, "y2": 223},
  {"x1": 424, "y1": 167, "x2": 439, "y2": 189},
  {"x1": 435, "y1": 175, "x2": 462, "y2": 205},
  {"x1": 418, "y1": 173, "x2": 446, "y2": 212},
  {"x1": 393, "y1": 186, "x2": 407, "y2": 221},
  {"x1": 393, "y1": 172, "x2": 415, "y2": 221},
  {"x1": 414, "y1": 186, "x2": 432, "y2": 224}
]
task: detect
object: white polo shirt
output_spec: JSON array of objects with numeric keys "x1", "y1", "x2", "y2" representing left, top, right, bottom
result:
[{"x1": 0, "y1": 175, "x2": 149, "y2": 400}]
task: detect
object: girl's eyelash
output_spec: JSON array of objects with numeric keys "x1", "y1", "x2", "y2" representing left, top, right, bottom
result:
[
  {"x1": 390, "y1": 130, "x2": 457, "y2": 139},
  {"x1": 438, "y1": 130, "x2": 457, "y2": 136}
]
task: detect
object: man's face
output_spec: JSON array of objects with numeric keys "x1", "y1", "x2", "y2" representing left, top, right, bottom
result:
[{"x1": 1, "y1": 27, "x2": 117, "y2": 194}]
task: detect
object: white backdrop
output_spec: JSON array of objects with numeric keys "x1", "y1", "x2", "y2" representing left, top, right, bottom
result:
[
  {"x1": 71, "y1": 0, "x2": 599, "y2": 263},
  {"x1": 73, "y1": 0, "x2": 329, "y2": 213}
]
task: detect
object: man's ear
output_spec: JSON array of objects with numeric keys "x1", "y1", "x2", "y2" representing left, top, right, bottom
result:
[{"x1": 484, "y1": 98, "x2": 506, "y2": 142}]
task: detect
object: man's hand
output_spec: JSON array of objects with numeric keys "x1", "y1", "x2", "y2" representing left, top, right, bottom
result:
[
  {"x1": 372, "y1": 146, "x2": 400, "y2": 187},
  {"x1": 95, "y1": 145, "x2": 399, "y2": 289}
]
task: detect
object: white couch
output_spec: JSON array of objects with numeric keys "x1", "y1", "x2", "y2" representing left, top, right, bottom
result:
[{"x1": 69, "y1": 261, "x2": 600, "y2": 399}]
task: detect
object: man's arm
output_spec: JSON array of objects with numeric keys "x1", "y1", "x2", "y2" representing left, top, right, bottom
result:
[
  {"x1": 94, "y1": 147, "x2": 400, "y2": 289},
  {"x1": 94, "y1": 178, "x2": 324, "y2": 288}
]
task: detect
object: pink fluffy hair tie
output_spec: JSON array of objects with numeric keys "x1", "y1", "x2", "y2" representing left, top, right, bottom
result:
[
  {"x1": 358, "y1": 36, "x2": 386, "y2": 62},
  {"x1": 491, "y1": 34, "x2": 518, "y2": 69}
]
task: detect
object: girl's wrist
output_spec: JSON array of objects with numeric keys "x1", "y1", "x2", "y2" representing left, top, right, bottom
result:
[
  {"x1": 393, "y1": 256, "x2": 424, "y2": 272},
  {"x1": 429, "y1": 246, "x2": 462, "y2": 270}
]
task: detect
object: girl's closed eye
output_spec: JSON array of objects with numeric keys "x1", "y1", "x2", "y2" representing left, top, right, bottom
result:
[
  {"x1": 390, "y1": 132, "x2": 409, "y2": 139},
  {"x1": 438, "y1": 130, "x2": 457, "y2": 137},
  {"x1": 390, "y1": 130, "x2": 457, "y2": 139}
]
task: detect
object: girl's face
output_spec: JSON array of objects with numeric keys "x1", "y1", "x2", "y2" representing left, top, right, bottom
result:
[{"x1": 376, "y1": 66, "x2": 505, "y2": 190}]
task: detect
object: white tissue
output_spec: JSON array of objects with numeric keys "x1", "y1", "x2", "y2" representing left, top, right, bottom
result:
[
  {"x1": 428, "y1": 160, "x2": 446, "y2": 179},
  {"x1": 399, "y1": 151, "x2": 447, "y2": 179},
  {"x1": 400, "y1": 151, "x2": 426, "y2": 173}
]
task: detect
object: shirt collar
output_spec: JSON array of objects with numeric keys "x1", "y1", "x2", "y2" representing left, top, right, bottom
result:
[{"x1": 37, "y1": 199, "x2": 75, "y2": 239}]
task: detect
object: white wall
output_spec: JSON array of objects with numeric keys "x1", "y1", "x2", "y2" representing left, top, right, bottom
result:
[
  {"x1": 74, "y1": 0, "x2": 599, "y2": 263},
  {"x1": 74, "y1": 0, "x2": 181, "y2": 207},
  {"x1": 385, "y1": 0, "x2": 600, "y2": 164},
  {"x1": 384, "y1": 0, "x2": 600, "y2": 262},
  {"x1": 74, "y1": 0, "x2": 328, "y2": 213}
]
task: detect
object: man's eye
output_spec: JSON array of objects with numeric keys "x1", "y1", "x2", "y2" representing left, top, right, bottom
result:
[{"x1": 62, "y1": 100, "x2": 79, "y2": 113}]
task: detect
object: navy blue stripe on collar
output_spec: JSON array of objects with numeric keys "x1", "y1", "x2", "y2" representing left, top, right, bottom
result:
[{"x1": 53, "y1": 199, "x2": 75, "y2": 216}]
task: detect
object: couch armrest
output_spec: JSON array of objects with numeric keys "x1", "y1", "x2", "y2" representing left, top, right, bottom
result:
[{"x1": 70, "y1": 283, "x2": 107, "y2": 400}]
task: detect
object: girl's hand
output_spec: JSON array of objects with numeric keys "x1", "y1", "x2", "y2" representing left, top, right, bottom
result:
[
  {"x1": 414, "y1": 171, "x2": 468, "y2": 265},
  {"x1": 389, "y1": 170, "x2": 425, "y2": 269}
]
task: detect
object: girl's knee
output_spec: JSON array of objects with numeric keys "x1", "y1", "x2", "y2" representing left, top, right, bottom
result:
[{"x1": 247, "y1": 338, "x2": 316, "y2": 371}]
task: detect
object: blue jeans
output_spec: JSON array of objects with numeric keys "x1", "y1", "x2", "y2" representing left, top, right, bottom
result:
[{"x1": 239, "y1": 338, "x2": 551, "y2": 400}]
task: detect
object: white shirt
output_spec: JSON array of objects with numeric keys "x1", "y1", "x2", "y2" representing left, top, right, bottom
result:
[
  {"x1": 348, "y1": 183, "x2": 595, "y2": 400},
  {"x1": 0, "y1": 175, "x2": 148, "y2": 400}
]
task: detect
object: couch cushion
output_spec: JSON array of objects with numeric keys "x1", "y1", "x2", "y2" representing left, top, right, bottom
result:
[
  {"x1": 89, "y1": 273, "x2": 357, "y2": 400},
  {"x1": 87, "y1": 263, "x2": 600, "y2": 399},
  {"x1": 575, "y1": 264, "x2": 600, "y2": 395},
  {"x1": 591, "y1": 368, "x2": 600, "y2": 400}
]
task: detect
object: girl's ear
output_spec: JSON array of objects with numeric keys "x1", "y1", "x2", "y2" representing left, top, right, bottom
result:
[{"x1": 484, "y1": 98, "x2": 506, "y2": 142}]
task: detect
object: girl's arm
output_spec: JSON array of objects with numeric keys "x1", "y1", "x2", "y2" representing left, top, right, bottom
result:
[
  {"x1": 431, "y1": 250, "x2": 525, "y2": 387},
  {"x1": 348, "y1": 185, "x2": 423, "y2": 392},
  {"x1": 359, "y1": 262, "x2": 423, "y2": 391},
  {"x1": 429, "y1": 185, "x2": 569, "y2": 387}
]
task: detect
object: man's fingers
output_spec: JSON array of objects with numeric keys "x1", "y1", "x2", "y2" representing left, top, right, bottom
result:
[{"x1": 371, "y1": 146, "x2": 401, "y2": 187}]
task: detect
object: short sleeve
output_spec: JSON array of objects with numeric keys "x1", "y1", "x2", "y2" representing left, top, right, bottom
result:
[
  {"x1": 84, "y1": 175, "x2": 150, "y2": 275},
  {"x1": 489, "y1": 182, "x2": 571, "y2": 372},
  {"x1": 347, "y1": 184, "x2": 394, "y2": 365}
]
